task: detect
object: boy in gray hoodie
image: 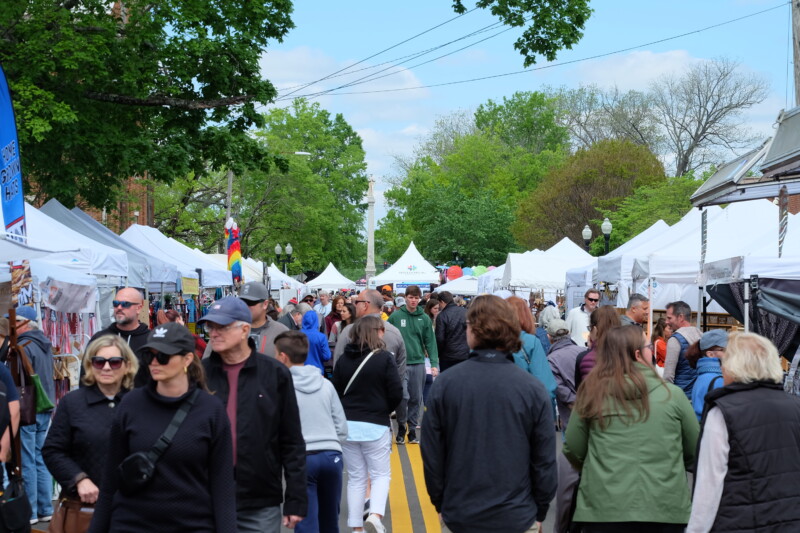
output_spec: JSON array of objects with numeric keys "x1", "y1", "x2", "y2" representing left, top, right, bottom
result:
[{"x1": 275, "y1": 331, "x2": 348, "y2": 533}]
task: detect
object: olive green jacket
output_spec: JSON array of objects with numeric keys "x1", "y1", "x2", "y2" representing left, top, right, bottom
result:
[{"x1": 563, "y1": 364, "x2": 699, "y2": 524}]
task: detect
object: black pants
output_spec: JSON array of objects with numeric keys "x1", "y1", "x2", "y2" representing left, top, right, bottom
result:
[{"x1": 581, "y1": 523, "x2": 685, "y2": 533}]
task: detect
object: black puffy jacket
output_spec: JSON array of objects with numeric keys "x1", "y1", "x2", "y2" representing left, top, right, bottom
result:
[{"x1": 435, "y1": 304, "x2": 470, "y2": 365}]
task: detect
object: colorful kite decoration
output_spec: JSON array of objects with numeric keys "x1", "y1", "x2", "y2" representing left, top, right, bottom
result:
[{"x1": 225, "y1": 218, "x2": 243, "y2": 284}]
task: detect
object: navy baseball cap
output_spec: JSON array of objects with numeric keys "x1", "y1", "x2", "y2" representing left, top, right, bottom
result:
[
  {"x1": 198, "y1": 296, "x2": 252, "y2": 325},
  {"x1": 142, "y1": 322, "x2": 195, "y2": 355}
]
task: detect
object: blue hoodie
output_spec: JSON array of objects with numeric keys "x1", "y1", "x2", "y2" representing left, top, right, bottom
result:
[
  {"x1": 691, "y1": 357, "x2": 723, "y2": 420},
  {"x1": 301, "y1": 310, "x2": 332, "y2": 373}
]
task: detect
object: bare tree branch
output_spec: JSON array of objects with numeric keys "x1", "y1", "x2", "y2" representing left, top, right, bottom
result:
[{"x1": 84, "y1": 92, "x2": 253, "y2": 109}]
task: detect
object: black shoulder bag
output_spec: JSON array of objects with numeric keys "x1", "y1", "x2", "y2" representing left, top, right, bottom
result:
[{"x1": 117, "y1": 389, "x2": 200, "y2": 496}]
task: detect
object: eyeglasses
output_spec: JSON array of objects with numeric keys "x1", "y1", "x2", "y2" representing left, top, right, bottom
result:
[
  {"x1": 353, "y1": 300, "x2": 368, "y2": 305},
  {"x1": 205, "y1": 322, "x2": 241, "y2": 333},
  {"x1": 587, "y1": 298, "x2": 599, "y2": 303},
  {"x1": 112, "y1": 300, "x2": 138, "y2": 309},
  {"x1": 142, "y1": 351, "x2": 180, "y2": 365},
  {"x1": 90, "y1": 356, "x2": 125, "y2": 370}
]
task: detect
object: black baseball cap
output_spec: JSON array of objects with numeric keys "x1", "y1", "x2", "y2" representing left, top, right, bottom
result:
[{"x1": 142, "y1": 322, "x2": 195, "y2": 355}]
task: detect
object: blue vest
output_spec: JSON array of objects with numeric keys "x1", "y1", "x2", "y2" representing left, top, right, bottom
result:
[{"x1": 671, "y1": 332, "x2": 696, "y2": 398}]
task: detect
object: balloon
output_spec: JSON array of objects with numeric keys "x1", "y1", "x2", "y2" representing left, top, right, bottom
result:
[
  {"x1": 462, "y1": 267, "x2": 474, "y2": 276},
  {"x1": 472, "y1": 266, "x2": 488, "y2": 276},
  {"x1": 447, "y1": 265, "x2": 463, "y2": 281},
  {"x1": 487, "y1": 265, "x2": 497, "y2": 271}
]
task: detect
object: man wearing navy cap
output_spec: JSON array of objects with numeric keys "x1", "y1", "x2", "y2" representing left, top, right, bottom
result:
[{"x1": 200, "y1": 297, "x2": 307, "y2": 533}]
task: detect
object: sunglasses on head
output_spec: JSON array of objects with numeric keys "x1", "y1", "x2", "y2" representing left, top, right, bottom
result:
[
  {"x1": 91, "y1": 356, "x2": 125, "y2": 370},
  {"x1": 112, "y1": 300, "x2": 137, "y2": 309},
  {"x1": 143, "y1": 351, "x2": 180, "y2": 365}
]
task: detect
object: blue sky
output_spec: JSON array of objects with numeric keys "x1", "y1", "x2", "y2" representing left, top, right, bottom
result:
[{"x1": 259, "y1": 1, "x2": 792, "y2": 221}]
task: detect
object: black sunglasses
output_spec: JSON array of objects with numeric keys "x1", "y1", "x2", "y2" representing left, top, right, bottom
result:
[
  {"x1": 112, "y1": 300, "x2": 137, "y2": 308},
  {"x1": 142, "y1": 351, "x2": 180, "y2": 365},
  {"x1": 91, "y1": 356, "x2": 125, "y2": 370},
  {"x1": 587, "y1": 298, "x2": 599, "y2": 303}
]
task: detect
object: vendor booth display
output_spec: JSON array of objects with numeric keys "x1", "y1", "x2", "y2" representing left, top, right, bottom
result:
[{"x1": 368, "y1": 242, "x2": 440, "y2": 291}]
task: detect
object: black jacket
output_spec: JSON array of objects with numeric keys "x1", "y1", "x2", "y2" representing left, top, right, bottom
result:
[
  {"x1": 332, "y1": 344, "x2": 402, "y2": 427},
  {"x1": 702, "y1": 381, "x2": 800, "y2": 532},
  {"x1": 203, "y1": 340, "x2": 307, "y2": 515},
  {"x1": 89, "y1": 383, "x2": 236, "y2": 533},
  {"x1": 19, "y1": 329, "x2": 55, "y2": 407},
  {"x1": 42, "y1": 385, "x2": 128, "y2": 497},
  {"x1": 435, "y1": 304, "x2": 470, "y2": 365},
  {"x1": 421, "y1": 349, "x2": 557, "y2": 533},
  {"x1": 88, "y1": 322, "x2": 150, "y2": 387}
]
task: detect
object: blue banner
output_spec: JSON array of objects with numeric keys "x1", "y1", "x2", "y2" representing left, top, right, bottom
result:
[{"x1": 0, "y1": 65, "x2": 25, "y2": 242}]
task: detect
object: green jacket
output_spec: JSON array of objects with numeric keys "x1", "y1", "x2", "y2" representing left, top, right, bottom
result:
[
  {"x1": 563, "y1": 364, "x2": 699, "y2": 524},
  {"x1": 388, "y1": 305, "x2": 439, "y2": 367}
]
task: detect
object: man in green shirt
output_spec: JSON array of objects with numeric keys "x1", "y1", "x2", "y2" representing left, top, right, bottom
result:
[{"x1": 388, "y1": 285, "x2": 438, "y2": 444}]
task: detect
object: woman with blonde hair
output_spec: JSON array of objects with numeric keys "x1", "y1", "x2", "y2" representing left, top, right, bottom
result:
[
  {"x1": 43, "y1": 335, "x2": 139, "y2": 532},
  {"x1": 564, "y1": 325, "x2": 699, "y2": 532},
  {"x1": 687, "y1": 332, "x2": 800, "y2": 532}
]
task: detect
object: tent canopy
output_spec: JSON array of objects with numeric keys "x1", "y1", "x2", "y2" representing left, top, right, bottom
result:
[
  {"x1": 477, "y1": 265, "x2": 505, "y2": 294},
  {"x1": 25, "y1": 202, "x2": 128, "y2": 278},
  {"x1": 121, "y1": 225, "x2": 228, "y2": 286},
  {"x1": 368, "y1": 242, "x2": 439, "y2": 289},
  {"x1": 207, "y1": 254, "x2": 263, "y2": 284},
  {"x1": 306, "y1": 263, "x2": 356, "y2": 290},
  {"x1": 434, "y1": 275, "x2": 478, "y2": 296},
  {"x1": 502, "y1": 239, "x2": 591, "y2": 291}
]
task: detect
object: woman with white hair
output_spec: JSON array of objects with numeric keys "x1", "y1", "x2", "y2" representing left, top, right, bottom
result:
[{"x1": 687, "y1": 332, "x2": 800, "y2": 532}]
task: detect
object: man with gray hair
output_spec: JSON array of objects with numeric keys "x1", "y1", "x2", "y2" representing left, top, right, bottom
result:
[
  {"x1": 664, "y1": 300, "x2": 701, "y2": 398},
  {"x1": 620, "y1": 293, "x2": 650, "y2": 328}
]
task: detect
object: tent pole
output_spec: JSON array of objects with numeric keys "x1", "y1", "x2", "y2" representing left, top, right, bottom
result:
[
  {"x1": 647, "y1": 278, "x2": 653, "y2": 340},
  {"x1": 744, "y1": 282, "x2": 750, "y2": 333}
]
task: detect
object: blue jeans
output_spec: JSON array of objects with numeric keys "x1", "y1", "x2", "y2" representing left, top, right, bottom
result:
[
  {"x1": 21, "y1": 412, "x2": 53, "y2": 520},
  {"x1": 296, "y1": 451, "x2": 342, "y2": 533}
]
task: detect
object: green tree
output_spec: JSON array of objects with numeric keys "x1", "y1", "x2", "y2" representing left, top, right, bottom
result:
[
  {"x1": 451, "y1": 0, "x2": 592, "y2": 67},
  {"x1": 475, "y1": 91, "x2": 569, "y2": 153},
  {"x1": 154, "y1": 99, "x2": 368, "y2": 274},
  {"x1": 513, "y1": 139, "x2": 666, "y2": 250},
  {"x1": 1, "y1": 0, "x2": 294, "y2": 207},
  {"x1": 590, "y1": 172, "x2": 709, "y2": 254}
]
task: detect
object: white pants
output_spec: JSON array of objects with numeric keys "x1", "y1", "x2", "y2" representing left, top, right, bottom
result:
[{"x1": 342, "y1": 429, "x2": 392, "y2": 528}]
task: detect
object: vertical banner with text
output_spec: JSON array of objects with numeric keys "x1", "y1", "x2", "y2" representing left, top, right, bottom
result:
[{"x1": 0, "y1": 65, "x2": 26, "y2": 242}]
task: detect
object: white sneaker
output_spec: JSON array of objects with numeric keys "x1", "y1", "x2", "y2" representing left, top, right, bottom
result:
[{"x1": 364, "y1": 513, "x2": 386, "y2": 533}]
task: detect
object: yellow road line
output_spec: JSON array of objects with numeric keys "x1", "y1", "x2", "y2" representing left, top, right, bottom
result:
[
  {"x1": 406, "y1": 444, "x2": 442, "y2": 533},
  {"x1": 389, "y1": 443, "x2": 413, "y2": 531}
]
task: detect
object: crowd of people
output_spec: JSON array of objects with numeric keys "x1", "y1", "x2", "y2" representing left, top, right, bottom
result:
[{"x1": 0, "y1": 282, "x2": 798, "y2": 533}]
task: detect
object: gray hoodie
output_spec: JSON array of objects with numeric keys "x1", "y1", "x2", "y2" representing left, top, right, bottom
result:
[{"x1": 289, "y1": 365, "x2": 347, "y2": 452}]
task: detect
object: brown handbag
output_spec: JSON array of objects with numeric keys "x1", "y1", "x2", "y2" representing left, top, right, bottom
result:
[{"x1": 47, "y1": 499, "x2": 93, "y2": 533}]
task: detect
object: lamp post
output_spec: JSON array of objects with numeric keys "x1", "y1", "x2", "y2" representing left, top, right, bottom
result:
[
  {"x1": 275, "y1": 243, "x2": 294, "y2": 275},
  {"x1": 601, "y1": 217, "x2": 613, "y2": 255},
  {"x1": 452, "y1": 250, "x2": 463, "y2": 267},
  {"x1": 582, "y1": 225, "x2": 592, "y2": 252}
]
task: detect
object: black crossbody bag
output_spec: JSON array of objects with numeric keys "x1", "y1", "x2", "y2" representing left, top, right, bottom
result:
[{"x1": 117, "y1": 389, "x2": 200, "y2": 496}]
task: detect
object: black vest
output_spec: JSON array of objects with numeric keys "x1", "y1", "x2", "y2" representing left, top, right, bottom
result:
[{"x1": 702, "y1": 382, "x2": 800, "y2": 532}]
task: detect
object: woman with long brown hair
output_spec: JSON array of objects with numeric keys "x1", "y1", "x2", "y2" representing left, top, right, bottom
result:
[
  {"x1": 574, "y1": 305, "x2": 621, "y2": 389},
  {"x1": 564, "y1": 325, "x2": 699, "y2": 532}
]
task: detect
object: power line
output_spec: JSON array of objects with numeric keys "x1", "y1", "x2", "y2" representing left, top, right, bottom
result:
[
  {"x1": 295, "y1": 1, "x2": 789, "y2": 99},
  {"x1": 277, "y1": 6, "x2": 479, "y2": 100},
  {"x1": 276, "y1": 21, "x2": 518, "y2": 102},
  {"x1": 275, "y1": 20, "x2": 505, "y2": 92}
]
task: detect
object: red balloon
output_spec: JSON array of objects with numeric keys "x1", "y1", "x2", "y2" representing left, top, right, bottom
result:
[{"x1": 447, "y1": 265, "x2": 463, "y2": 281}]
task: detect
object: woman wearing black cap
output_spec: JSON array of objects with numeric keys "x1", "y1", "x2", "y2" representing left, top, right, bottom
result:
[{"x1": 89, "y1": 322, "x2": 236, "y2": 533}]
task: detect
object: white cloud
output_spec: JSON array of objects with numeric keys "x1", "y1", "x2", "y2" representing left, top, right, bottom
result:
[{"x1": 566, "y1": 50, "x2": 702, "y2": 91}]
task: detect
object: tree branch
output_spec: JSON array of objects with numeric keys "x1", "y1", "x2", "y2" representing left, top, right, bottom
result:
[{"x1": 83, "y1": 92, "x2": 253, "y2": 109}]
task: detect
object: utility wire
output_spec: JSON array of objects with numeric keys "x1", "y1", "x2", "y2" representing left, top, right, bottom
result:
[
  {"x1": 277, "y1": 21, "x2": 519, "y2": 102},
  {"x1": 276, "y1": 20, "x2": 504, "y2": 92},
  {"x1": 277, "y1": 7, "x2": 479, "y2": 99},
  {"x1": 295, "y1": 1, "x2": 789, "y2": 99}
]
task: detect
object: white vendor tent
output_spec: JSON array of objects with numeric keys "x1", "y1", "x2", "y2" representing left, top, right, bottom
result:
[
  {"x1": 207, "y1": 254, "x2": 263, "y2": 283},
  {"x1": 121, "y1": 225, "x2": 229, "y2": 287},
  {"x1": 306, "y1": 263, "x2": 356, "y2": 291},
  {"x1": 25, "y1": 202, "x2": 129, "y2": 279},
  {"x1": 565, "y1": 261, "x2": 597, "y2": 309},
  {"x1": 501, "y1": 239, "x2": 591, "y2": 298},
  {"x1": 477, "y1": 265, "x2": 506, "y2": 294},
  {"x1": 632, "y1": 199, "x2": 778, "y2": 310},
  {"x1": 266, "y1": 263, "x2": 305, "y2": 291},
  {"x1": 368, "y1": 242, "x2": 440, "y2": 290},
  {"x1": 435, "y1": 275, "x2": 478, "y2": 296}
]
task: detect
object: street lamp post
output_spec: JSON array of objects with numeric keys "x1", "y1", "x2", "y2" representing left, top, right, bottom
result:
[
  {"x1": 275, "y1": 243, "x2": 294, "y2": 275},
  {"x1": 582, "y1": 225, "x2": 592, "y2": 252},
  {"x1": 452, "y1": 250, "x2": 463, "y2": 267},
  {"x1": 601, "y1": 218, "x2": 613, "y2": 255}
]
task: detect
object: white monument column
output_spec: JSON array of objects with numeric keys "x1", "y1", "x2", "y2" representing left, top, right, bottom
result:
[{"x1": 365, "y1": 177, "x2": 377, "y2": 281}]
